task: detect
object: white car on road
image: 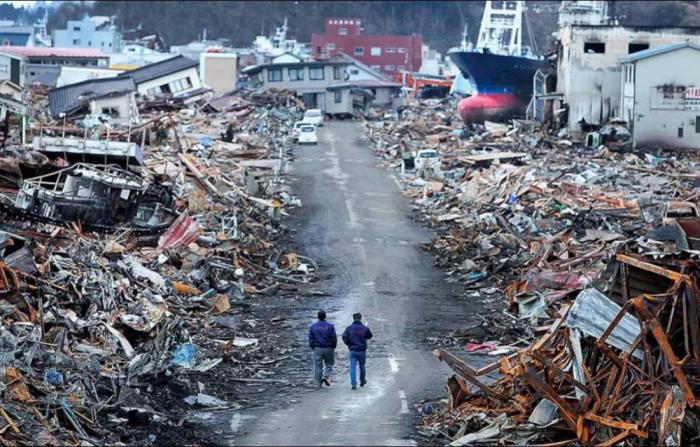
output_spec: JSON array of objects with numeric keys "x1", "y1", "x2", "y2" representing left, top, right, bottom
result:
[
  {"x1": 292, "y1": 121, "x2": 315, "y2": 142},
  {"x1": 303, "y1": 109, "x2": 324, "y2": 127},
  {"x1": 297, "y1": 124, "x2": 318, "y2": 145}
]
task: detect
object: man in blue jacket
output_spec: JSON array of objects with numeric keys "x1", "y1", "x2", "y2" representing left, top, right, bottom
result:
[
  {"x1": 308, "y1": 310, "x2": 337, "y2": 388},
  {"x1": 341, "y1": 313, "x2": 373, "y2": 390}
]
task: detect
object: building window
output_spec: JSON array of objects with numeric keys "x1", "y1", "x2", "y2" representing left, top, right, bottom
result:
[
  {"x1": 370, "y1": 65, "x2": 381, "y2": 71},
  {"x1": 288, "y1": 67, "x2": 304, "y2": 81},
  {"x1": 73, "y1": 26, "x2": 81, "y2": 31},
  {"x1": 349, "y1": 69, "x2": 359, "y2": 75},
  {"x1": 73, "y1": 39, "x2": 81, "y2": 45},
  {"x1": 101, "y1": 107, "x2": 119, "y2": 117},
  {"x1": 371, "y1": 47, "x2": 381, "y2": 56},
  {"x1": 386, "y1": 47, "x2": 396, "y2": 53},
  {"x1": 628, "y1": 43, "x2": 649, "y2": 54},
  {"x1": 327, "y1": 43, "x2": 335, "y2": 50},
  {"x1": 385, "y1": 65, "x2": 395, "y2": 70},
  {"x1": 398, "y1": 48, "x2": 407, "y2": 53},
  {"x1": 679, "y1": 127, "x2": 684, "y2": 138},
  {"x1": 354, "y1": 47, "x2": 364, "y2": 56},
  {"x1": 267, "y1": 68, "x2": 283, "y2": 82},
  {"x1": 332, "y1": 66, "x2": 342, "y2": 80},
  {"x1": 334, "y1": 91, "x2": 342, "y2": 103},
  {"x1": 696, "y1": 117, "x2": 700, "y2": 133},
  {"x1": 309, "y1": 67, "x2": 324, "y2": 80},
  {"x1": 88, "y1": 41, "x2": 92, "y2": 46},
  {"x1": 584, "y1": 42, "x2": 605, "y2": 54},
  {"x1": 339, "y1": 27, "x2": 348, "y2": 36},
  {"x1": 397, "y1": 65, "x2": 406, "y2": 71}
]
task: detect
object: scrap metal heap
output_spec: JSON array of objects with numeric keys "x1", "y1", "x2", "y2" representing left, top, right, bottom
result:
[
  {"x1": 0, "y1": 88, "x2": 309, "y2": 444},
  {"x1": 366, "y1": 100, "x2": 700, "y2": 445}
]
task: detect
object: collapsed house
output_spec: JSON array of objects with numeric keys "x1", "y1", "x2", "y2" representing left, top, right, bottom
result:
[{"x1": 47, "y1": 76, "x2": 139, "y2": 124}]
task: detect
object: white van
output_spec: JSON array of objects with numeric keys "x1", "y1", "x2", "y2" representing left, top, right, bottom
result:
[{"x1": 303, "y1": 109, "x2": 324, "y2": 127}]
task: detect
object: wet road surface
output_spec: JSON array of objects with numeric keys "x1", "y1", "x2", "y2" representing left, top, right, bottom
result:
[{"x1": 228, "y1": 121, "x2": 476, "y2": 445}]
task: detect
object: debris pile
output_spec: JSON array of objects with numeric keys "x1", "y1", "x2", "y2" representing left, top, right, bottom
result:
[
  {"x1": 365, "y1": 101, "x2": 700, "y2": 444},
  {"x1": 0, "y1": 87, "x2": 311, "y2": 444}
]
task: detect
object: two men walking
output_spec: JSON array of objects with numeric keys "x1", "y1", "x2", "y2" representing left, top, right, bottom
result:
[{"x1": 308, "y1": 310, "x2": 373, "y2": 390}]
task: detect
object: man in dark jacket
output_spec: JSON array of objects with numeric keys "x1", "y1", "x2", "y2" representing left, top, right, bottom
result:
[
  {"x1": 308, "y1": 310, "x2": 337, "y2": 388},
  {"x1": 341, "y1": 313, "x2": 373, "y2": 390}
]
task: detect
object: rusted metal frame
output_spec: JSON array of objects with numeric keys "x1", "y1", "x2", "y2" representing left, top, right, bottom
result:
[
  {"x1": 620, "y1": 263, "x2": 629, "y2": 302},
  {"x1": 615, "y1": 254, "x2": 689, "y2": 282},
  {"x1": 523, "y1": 365, "x2": 579, "y2": 431},
  {"x1": 598, "y1": 429, "x2": 632, "y2": 447},
  {"x1": 595, "y1": 365, "x2": 619, "y2": 415},
  {"x1": 434, "y1": 349, "x2": 510, "y2": 401},
  {"x1": 683, "y1": 281, "x2": 700, "y2": 363},
  {"x1": 585, "y1": 411, "x2": 647, "y2": 438},
  {"x1": 632, "y1": 298, "x2": 697, "y2": 406},
  {"x1": 530, "y1": 350, "x2": 588, "y2": 394},
  {"x1": 605, "y1": 353, "x2": 632, "y2": 418}
]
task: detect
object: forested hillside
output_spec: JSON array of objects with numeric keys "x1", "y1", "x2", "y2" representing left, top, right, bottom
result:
[{"x1": 12, "y1": 1, "x2": 700, "y2": 55}]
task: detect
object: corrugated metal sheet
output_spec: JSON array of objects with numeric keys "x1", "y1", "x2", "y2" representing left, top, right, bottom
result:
[
  {"x1": 48, "y1": 77, "x2": 136, "y2": 118},
  {"x1": 117, "y1": 55, "x2": 199, "y2": 85}
]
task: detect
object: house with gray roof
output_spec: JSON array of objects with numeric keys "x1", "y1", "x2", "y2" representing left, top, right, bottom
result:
[
  {"x1": 48, "y1": 76, "x2": 138, "y2": 124},
  {"x1": 117, "y1": 55, "x2": 205, "y2": 99}
]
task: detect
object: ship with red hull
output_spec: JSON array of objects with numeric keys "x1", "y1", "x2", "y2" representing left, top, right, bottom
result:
[{"x1": 450, "y1": 51, "x2": 543, "y2": 124}]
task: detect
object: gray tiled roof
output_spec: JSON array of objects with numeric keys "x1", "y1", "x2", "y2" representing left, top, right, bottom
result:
[
  {"x1": 117, "y1": 55, "x2": 199, "y2": 85},
  {"x1": 48, "y1": 77, "x2": 136, "y2": 118}
]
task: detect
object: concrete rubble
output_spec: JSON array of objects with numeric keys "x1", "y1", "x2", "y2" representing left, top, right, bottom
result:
[
  {"x1": 366, "y1": 100, "x2": 700, "y2": 445},
  {"x1": 0, "y1": 86, "x2": 313, "y2": 444}
]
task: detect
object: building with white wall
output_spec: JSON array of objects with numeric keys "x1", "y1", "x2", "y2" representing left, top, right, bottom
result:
[
  {"x1": 118, "y1": 55, "x2": 202, "y2": 98},
  {"x1": 200, "y1": 52, "x2": 238, "y2": 95},
  {"x1": 619, "y1": 43, "x2": 700, "y2": 149},
  {"x1": 557, "y1": 25, "x2": 700, "y2": 136},
  {"x1": 53, "y1": 17, "x2": 123, "y2": 54}
]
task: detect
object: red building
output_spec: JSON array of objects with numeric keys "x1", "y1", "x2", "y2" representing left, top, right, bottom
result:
[{"x1": 311, "y1": 18, "x2": 422, "y2": 75}]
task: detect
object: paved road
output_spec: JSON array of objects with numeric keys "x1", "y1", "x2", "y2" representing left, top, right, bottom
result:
[{"x1": 233, "y1": 121, "x2": 473, "y2": 446}]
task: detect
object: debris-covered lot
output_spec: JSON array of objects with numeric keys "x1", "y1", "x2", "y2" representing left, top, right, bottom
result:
[
  {"x1": 0, "y1": 87, "x2": 320, "y2": 444},
  {"x1": 366, "y1": 99, "x2": 700, "y2": 445}
]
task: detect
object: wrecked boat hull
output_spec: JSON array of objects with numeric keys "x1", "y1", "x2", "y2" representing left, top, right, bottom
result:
[
  {"x1": 457, "y1": 93, "x2": 522, "y2": 124},
  {"x1": 449, "y1": 50, "x2": 543, "y2": 124}
]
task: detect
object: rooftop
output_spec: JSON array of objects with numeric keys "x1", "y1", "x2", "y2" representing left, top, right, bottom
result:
[
  {"x1": 117, "y1": 55, "x2": 199, "y2": 84},
  {"x1": 48, "y1": 77, "x2": 136, "y2": 118},
  {"x1": 618, "y1": 42, "x2": 700, "y2": 63},
  {"x1": 241, "y1": 59, "x2": 350, "y2": 75},
  {"x1": 0, "y1": 46, "x2": 108, "y2": 58}
]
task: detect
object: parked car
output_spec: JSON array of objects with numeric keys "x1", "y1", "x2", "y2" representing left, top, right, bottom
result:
[
  {"x1": 303, "y1": 109, "x2": 324, "y2": 127},
  {"x1": 297, "y1": 124, "x2": 318, "y2": 145},
  {"x1": 414, "y1": 149, "x2": 440, "y2": 171},
  {"x1": 292, "y1": 121, "x2": 314, "y2": 142}
]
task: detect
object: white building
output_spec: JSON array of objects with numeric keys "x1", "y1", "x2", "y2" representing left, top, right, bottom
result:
[
  {"x1": 200, "y1": 52, "x2": 238, "y2": 95},
  {"x1": 557, "y1": 25, "x2": 700, "y2": 136},
  {"x1": 620, "y1": 43, "x2": 700, "y2": 149},
  {"x1": 53, "y1": 16, "x2": 123, "y2": 54}
]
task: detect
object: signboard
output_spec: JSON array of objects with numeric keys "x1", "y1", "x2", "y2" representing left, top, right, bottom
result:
[{"x1": 686, "y1": 87, "x2": 700, "y2": 110}]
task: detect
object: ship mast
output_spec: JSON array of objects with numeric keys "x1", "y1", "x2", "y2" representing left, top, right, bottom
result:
[{"x1": 476, "y1": 1, "x2": 524, "y2": 56}]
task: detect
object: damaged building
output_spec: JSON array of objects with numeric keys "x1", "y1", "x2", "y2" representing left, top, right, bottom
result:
[
  {"x1": 620, "y1": 43, "x2": 700, "y2": 149},
  {"x1": 15, "y1": 163, "x2": 148, "y2": 226},
  {"x1": 48, "y1": 76, "x2": 139, "y2": 124},
  {"x1": 556, "y1": 25, "x2": 700, "y2": 136}
]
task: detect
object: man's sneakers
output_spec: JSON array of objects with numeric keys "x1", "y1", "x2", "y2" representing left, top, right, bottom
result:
[
  {"x1": 321, "y1": 376, "x2": 331, "y2": 387},
  {"x1": 360, "y1": 380, "x2": 367, "y2": 387}
]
